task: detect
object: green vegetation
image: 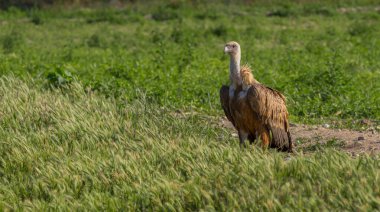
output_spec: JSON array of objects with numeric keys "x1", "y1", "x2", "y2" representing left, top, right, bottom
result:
[
  {"x1": 0, "y1": 1, "x2": 379, "y2": 123},
  {"x1": 0, "y1": 77, "x2": 379, "y2": 210},
  {"x1": 0, "y1": 1, "x2": 379, "y2": 210}
]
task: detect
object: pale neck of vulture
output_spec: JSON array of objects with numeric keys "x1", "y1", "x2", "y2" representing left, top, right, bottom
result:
[{"x1": 229, "y1": 52, "x2": 242, "y2": 89}]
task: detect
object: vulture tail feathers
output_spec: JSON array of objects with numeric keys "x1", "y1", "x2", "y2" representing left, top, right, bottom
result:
[
  {"x1": 269, "y1": 124, "x2": 291, "y2": 152},
  {"x1": 287, "y1": 131, "x2": 293, "y2": 152}
]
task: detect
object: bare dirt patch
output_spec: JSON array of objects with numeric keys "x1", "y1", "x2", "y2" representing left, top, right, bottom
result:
[
  {"x1": 291, "y1": 124, "x2": 380, "y2": 156},
  {"x1": 220, "y1": 118, "x2": 380, "y2": 155},
  {"x1": 337, "y1": 6, "x2": 380, "y2": 14}
]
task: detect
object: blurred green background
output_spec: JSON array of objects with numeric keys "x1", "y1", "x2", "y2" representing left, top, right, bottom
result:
[{"x1": 1, "y1": 0, "x2": 379, "y2": 123}]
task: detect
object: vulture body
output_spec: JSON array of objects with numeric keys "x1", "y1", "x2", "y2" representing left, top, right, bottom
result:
[{"x1": 220, "y1": 41, "x2": 293, "y2": 152}]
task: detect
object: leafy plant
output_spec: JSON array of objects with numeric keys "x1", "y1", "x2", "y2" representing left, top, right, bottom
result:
[{"x1": 46, "y1": 66, "x2": 74, "y2": 87}]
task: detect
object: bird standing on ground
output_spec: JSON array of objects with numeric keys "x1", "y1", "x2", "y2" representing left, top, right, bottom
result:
[{"x1": 220, "y1": 41, "x2": 293, "y2": 152}]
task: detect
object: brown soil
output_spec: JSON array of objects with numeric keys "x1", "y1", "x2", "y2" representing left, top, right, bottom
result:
[
  {"x1": 337, "y1": 6, "x2": 380, "y2": 13},
  {"x1": 219, "y1": 118, "x2": 380, "y2": 156}
]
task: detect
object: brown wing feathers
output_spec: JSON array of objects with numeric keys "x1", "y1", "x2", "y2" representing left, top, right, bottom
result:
[
  {"x1": 247, "y1": 84, "x2": 291, "y2": 150},
  {"x1": 220, "y1": 85, "x2": 235, "y2": 127}
]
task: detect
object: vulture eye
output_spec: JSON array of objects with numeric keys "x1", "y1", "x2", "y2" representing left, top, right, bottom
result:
[{"x1": 233, "y1": 45, "x2": 236, "y2": 48}]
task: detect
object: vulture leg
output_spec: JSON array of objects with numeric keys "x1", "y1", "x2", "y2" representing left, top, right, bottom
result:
[
  {"x1": 248, "y1": 133, "x2": 256, "y2": 144},
  {"x1": 258, "y1": 130, "x2": 270, "y2": 150},
  {"x1": 238, "y1": 131, "x2": 249, "y2": 147}
]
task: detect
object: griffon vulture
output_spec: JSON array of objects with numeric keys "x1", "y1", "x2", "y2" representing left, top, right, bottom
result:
[{"x1": 220, "y1": 41, "x2": 293, "y2": 152}]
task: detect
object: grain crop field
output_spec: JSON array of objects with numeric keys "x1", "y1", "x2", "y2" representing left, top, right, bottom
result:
[{"x1": 0, "y1": 0, "x2": 379, "y2": 210}]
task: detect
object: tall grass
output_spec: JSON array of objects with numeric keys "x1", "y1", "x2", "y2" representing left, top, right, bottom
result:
[{"x1": 0, "y1": 76, "x2": 379, "y2": 210}]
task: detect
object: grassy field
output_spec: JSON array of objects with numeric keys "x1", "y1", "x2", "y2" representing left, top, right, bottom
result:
[
  {"x1": 0, "y1": 77, "x2": 379, "y2": 210},
  {"x1": 1, "y1": 1, "x2": 379, "y2": 122},
  {"x1": 0, "y1": 1, "x2": 380, "y2": 210}
]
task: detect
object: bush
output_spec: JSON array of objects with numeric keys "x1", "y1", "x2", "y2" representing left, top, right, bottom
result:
[
  {"x1": 267, "y1": 4, "x2": 298, "y2": 17},
  {"x1": 348, "y1": 21, "x2": 373, "y2": 36},
  {"x1": 1, "y1": 29, "x2": 23, "y2": 54},
  {"x1": 46, "y1": 66, "x2": 74, "y2": 87},
  {"x1": 152, "y1": 6, "x2": 179, "y2": 21}
]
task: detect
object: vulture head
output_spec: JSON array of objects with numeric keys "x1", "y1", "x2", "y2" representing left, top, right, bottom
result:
[{"x1": 224, "y1": 41, "x2": 241, "y2": 56}]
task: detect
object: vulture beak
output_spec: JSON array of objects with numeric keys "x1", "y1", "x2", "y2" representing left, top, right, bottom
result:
[{"x1": 224, "y1": 46, "x2": 229, "y2": 53}]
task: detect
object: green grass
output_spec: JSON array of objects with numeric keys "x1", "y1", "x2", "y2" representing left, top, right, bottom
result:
[
  {"x1": 0, "y1": 76, "x2": 379, "y2": 210},
  {"x1": 0, "y1": 2, "x2": 379, "y2": 123}
]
